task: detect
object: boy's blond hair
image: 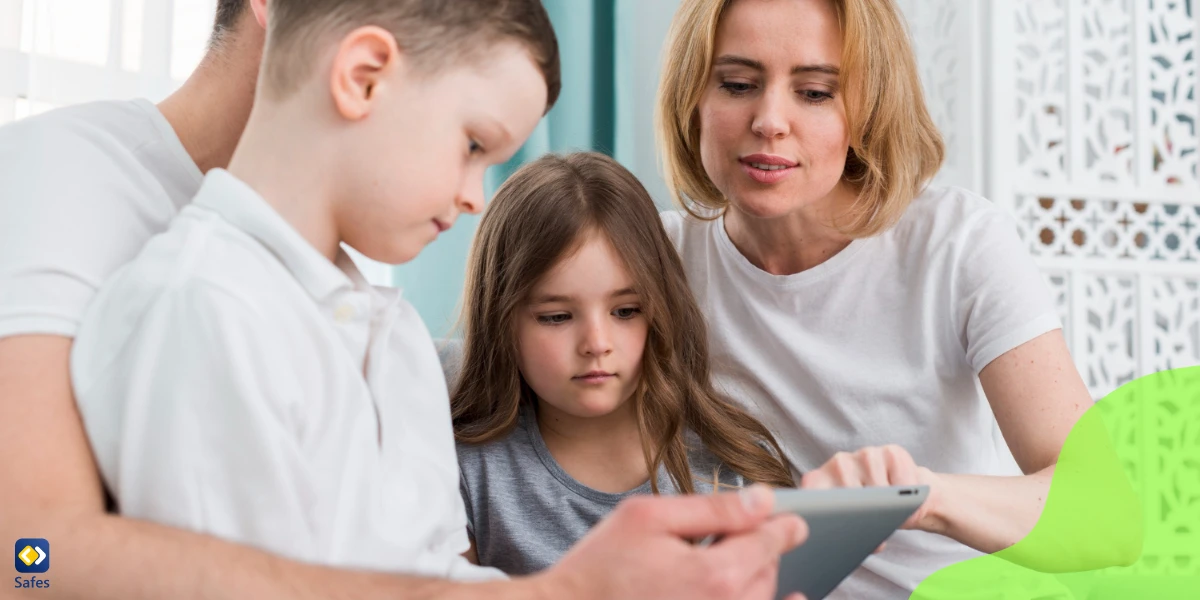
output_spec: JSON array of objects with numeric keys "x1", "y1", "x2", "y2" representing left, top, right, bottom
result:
[
  {"x1": 263, "y1": 0, "x2": 560, "y2": 109},
  {"x1": 656, "y1": 0, "x2": 944, "y2": 237}
]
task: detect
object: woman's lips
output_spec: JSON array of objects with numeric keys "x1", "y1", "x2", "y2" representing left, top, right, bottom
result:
[
  {"x1": 741, "y1": 161, "x2": 797, "y2": 184},
  {"x1": 740, "y1": 154, "x2": 798, "y2": 184}
]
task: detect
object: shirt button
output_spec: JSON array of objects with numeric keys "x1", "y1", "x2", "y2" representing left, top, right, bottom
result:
[{"x1": 333, "y1": 304, "x2": 356, "y2": 323}]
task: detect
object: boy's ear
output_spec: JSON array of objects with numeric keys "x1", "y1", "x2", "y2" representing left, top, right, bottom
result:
[{"x1": 330, "y1": 25, "x2": 401, "y2": 121}]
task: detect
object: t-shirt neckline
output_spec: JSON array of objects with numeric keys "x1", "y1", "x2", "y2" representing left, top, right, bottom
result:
[
  {"x1": 713, "y1": 212, "x2": 870, "y2": 288},
  {"x1": 523, "y1": 402, "x2": 660, "y2": 505}
]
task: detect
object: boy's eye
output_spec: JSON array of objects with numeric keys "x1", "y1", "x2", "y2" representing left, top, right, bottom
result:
[
  {"x1": 613, "y1": 307, "x2": 641, "y2": 319},
  {"x1": 536, "y1": 313, "x2": 571, "y2": 325}
]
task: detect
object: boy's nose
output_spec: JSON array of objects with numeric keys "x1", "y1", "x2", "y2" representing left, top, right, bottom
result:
[{"x1": 456, "y1": 180, "x2": 485, "y2": 215}]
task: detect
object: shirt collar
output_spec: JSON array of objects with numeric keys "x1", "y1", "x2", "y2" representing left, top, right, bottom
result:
[{"x1": 193, "y1": 168, "x2": 366, "y2": 304}]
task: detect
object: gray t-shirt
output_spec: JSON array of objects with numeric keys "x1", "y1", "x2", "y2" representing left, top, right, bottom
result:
[{"x1": 457, "y1": 403, "x2": 744, "y2": 575}]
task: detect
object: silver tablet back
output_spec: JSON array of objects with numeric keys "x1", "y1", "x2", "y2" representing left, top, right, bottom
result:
[{"x1": 774, "y1": 486, "x2": 929, "y2": 600}]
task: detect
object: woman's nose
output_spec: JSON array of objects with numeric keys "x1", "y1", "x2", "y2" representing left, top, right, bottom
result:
[{"x1": 751, "y1": 87, "x2": 792, "y2": 139}]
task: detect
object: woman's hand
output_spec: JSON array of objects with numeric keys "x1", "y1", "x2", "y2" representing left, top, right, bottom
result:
[{"x1": 800, "y1": 445, "x2": 945, "y2": 534}]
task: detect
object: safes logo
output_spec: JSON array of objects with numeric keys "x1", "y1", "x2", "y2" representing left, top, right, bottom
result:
[
  {"x1": 14, "y1": 539, "x2": 48, "y2": 574},
  {"x1": 13, "y1": 539, "x2": 50, "y2": 590}
]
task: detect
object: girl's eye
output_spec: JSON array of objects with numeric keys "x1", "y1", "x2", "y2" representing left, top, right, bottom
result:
[
  {"x1": 719, "y1": 81, "x2": 755, "y2": 96},
  {"x1": 468, "y1": 139, "x2": 484, "y2": 154},
  {"x1": 613, "y1": 307, "x2": 641, "y2": 320},
  {"x1": 536, "y1": 313, "x2": 570, "y2": 325},
  {"x1": 801, "y1": 89, "x2": 833, "y2": 103}
]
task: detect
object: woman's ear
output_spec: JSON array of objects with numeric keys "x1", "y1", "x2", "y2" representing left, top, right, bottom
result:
[{"x1": 328, "y1": 25, "x2": 402, "y2": 121}]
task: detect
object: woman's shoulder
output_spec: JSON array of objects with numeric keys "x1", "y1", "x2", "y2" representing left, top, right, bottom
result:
[
  {"x1": 902, "y1": 185, "x2": 1011, "y2": 231},
  {"x1": 659, "y1": 208, "x2": 722, "y2": 249},
  {"x1": 886, "y1": 184, "x2": 1019, "y2": 255}
]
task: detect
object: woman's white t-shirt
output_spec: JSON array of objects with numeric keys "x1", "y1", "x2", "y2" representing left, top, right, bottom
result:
[{"x1": 661, "y1": 185, "x2": 1061, "y2": 599}]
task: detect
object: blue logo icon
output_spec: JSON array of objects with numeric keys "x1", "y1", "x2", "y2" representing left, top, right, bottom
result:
[{"x1": 14, "y1": 539, "x2": 49, "y2": 574}]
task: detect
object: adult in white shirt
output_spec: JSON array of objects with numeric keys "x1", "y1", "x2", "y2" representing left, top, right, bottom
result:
[
  {"x1": 655, "y1": 0, "x2": 1137, "y2": 597},
  {"x1": 0, "y1": 1, "x2": 805, "y2": 598}
]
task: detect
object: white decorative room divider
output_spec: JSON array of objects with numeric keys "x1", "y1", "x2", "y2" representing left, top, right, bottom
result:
[
  {"x1": 900, "y1": 0, "x2": 1200, "y2": 400},
  {"x1": 900, "y1": 0, "x2": 1199, "y2": 579},
  {"x1": 1008, "y1": 0, "x2": 1199, "y2": 401}
]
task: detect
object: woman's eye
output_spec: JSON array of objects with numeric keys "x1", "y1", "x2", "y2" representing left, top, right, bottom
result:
[
  {"x1": 719, "y1": 81, "x2": 755, "y2": 95},
  {"x1": 613, "y1": 307, "x2": 641, "y2": 319},
  {"x1": 801, "y1": 89, "x2": 833, "y2": 103},
  {"x1": 536, "y1": 313, "x2": 570, "y2": 325}
]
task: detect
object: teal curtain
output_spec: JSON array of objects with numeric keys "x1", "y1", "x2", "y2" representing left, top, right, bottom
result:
[{"x1": 393, "y1": 0, "x2": 620, "y2": 338}]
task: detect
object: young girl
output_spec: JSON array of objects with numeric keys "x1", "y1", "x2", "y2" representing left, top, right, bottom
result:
[{"x1": 451, "y1": 152, "x2": 795, "y2": 575}]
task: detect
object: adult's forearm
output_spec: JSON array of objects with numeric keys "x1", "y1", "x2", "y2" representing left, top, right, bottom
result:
[
  {"x1": 0, "y1": 335, "x2": 554, "y2": 600},
  {"x1": 932, "y1": 464, "x2": 1140, "y2": 571},
  {"x1": 16, "y1": 513, "x2": 553, "y2": 600},
  {"x1": 929, "y1": 467, "x2": 1054, "y2": 555}
]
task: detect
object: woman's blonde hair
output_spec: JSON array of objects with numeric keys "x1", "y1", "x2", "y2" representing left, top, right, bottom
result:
[
  {"x1": 656, "y1": 0, "x2": 945, "y2": 237},
  {"x1": 452, "y1": 152, "x2": 795, "y2": 492}
]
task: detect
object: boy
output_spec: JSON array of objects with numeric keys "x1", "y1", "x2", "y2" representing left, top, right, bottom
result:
[{"x1": 70, "y1": 0, "x2": 554, "y2": 578}]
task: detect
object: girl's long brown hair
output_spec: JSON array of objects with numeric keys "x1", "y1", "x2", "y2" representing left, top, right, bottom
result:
[{"x1": 452, "y1": 152, "x2": 794, "y2": 492}]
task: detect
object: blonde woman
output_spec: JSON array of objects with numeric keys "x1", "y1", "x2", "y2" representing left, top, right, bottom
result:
[{"x1": 656, "y1": 0, "x2": 1130, "y2": 597}]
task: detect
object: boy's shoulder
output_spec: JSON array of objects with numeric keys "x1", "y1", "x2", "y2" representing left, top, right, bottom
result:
[
  {"x1": 70, "y1": 206, "x2": 329, "y2": 394},
  {"x1": 126, "y1": 204, "x2": 298, "y2": 306},
  {"x1": 76, "y1": 203, "x2": 311, "y2": 346}
]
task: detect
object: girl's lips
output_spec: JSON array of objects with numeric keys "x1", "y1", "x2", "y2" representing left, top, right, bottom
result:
[{"x1": 572, "y1": 372, "x2": 615, "y2": 385}]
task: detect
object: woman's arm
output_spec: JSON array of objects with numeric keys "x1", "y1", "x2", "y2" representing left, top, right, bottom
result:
[
  {"x1": 931, "y1": 329, "x2": 1086, "y2": 550},
  {"x1": 802, "y1": 330, "x2": 1140, "y2": 570}
]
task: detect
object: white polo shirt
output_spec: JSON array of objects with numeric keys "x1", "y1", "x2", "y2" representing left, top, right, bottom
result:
[
  {"x1": 72, "y1": 169, "x2": 493, "y2": 580},
  {"x1": 0, "y1": 99, "x2": 202, "y2": 340}
]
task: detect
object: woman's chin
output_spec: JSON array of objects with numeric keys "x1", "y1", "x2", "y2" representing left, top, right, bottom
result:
[{"x1": 728, "y1": 194, "x2": 810, "y2": 221}]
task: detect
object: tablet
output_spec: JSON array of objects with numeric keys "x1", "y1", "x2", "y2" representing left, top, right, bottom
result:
[{"x1": 772, "y1": 485, "x2": 929, "y2": 600}]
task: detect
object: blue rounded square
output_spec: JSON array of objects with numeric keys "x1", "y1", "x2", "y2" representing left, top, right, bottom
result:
[{"x1": 14, "y1": 538, "x2": 49, "y2": 574}]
